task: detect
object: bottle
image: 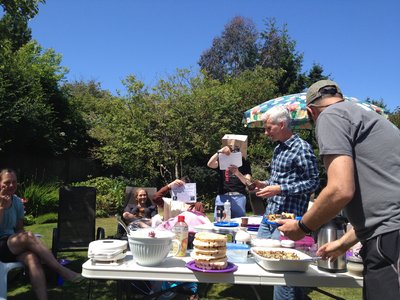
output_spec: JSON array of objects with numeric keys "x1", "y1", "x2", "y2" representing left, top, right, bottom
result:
[
  {"x1": 224, "y1": 200, "x2": 231, "y2": 222},
  {"x1": 216, "y1": 205, "x2": 224, "y2": 222},
  {"x1": 172, "y1": 215, "x2": 188, "y2": 257}
]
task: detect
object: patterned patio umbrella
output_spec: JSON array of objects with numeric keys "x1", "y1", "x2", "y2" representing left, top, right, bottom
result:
[{"x1": 242, "y1": 92, "x2": 387, "y2": 129}]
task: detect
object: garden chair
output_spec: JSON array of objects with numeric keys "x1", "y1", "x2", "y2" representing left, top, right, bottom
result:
[
  {"x1": 0, "y1": 261, "x2": 24, "y2": 300},
  {"x1": 248, "y1": 190, "x2": 266, "y2": 216},
  {"x1": 52, "y1": 186, "x2": 105, "y2": 258}
]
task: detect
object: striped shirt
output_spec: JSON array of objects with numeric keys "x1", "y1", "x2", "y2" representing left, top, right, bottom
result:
[{"x1": 265, "y1": 134, "x2": 319, "y2": 217}]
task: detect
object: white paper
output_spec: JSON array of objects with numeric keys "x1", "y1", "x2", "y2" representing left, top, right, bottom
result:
[
  {"x1": 218, "y1": 152, "x2": 243, "y2": 170},
  {"x1": 171, "y1": 183, "x2": 197, "y2": 203}
]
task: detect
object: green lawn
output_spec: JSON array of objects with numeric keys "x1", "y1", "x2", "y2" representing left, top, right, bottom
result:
[{"x1": 6, "y1": 217, "x2": 362, "y2": 299}]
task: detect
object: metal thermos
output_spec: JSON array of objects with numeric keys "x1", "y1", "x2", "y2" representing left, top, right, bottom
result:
[{"x1": 317, "y1": 216, "x2": 347, "y2": 273}]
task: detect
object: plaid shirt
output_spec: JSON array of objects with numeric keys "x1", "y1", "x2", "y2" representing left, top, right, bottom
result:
[{"x1": 265, "y1": 134, "x2": 319, "y2": 217}]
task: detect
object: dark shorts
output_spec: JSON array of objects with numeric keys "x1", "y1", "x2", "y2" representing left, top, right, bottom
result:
[
  {"x1": 0, "y1": 235, "x2": 17, "y2": 262},
  {"x1": 360, "y1": 229, "x2": 400, "y2": 300}
]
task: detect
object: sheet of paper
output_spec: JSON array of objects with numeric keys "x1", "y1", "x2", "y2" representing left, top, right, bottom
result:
[
  {"x1": 218, "y1": 152, "x2": 243, "y2": 170},
  {"x1": 171, "y1": 183, "x2": 197, "y2": 203}
]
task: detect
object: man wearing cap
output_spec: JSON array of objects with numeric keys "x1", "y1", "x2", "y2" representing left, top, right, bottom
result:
[{"x1": 278, "y1": 80, "x2": 400, "y2": 299}]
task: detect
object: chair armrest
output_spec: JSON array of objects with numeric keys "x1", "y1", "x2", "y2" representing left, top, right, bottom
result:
[
  {"x1": 96, "y1": 227, "x2": 105, "y2": 240},
  {"x1": 51, "y1": 228, "x2": 59, "y2": 258}
]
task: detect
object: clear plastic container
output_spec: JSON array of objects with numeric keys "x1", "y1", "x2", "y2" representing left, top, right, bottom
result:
[{"x1": 226, "y1": 242, "x2": 249, "y2": 263}]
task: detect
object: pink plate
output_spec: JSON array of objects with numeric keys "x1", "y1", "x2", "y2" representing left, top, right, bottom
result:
[{"x1": 185, "y1": 261, "x2": 238, "y2": 273}]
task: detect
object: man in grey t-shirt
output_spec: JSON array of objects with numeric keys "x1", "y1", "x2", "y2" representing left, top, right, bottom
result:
[{"x1": 278, "y1": 80, "x2": 400, "y2": 299}]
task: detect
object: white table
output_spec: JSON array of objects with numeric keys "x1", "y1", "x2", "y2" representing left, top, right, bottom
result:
[{"x1": 82, "y1": 253, "x2": 363, "y2": 288}]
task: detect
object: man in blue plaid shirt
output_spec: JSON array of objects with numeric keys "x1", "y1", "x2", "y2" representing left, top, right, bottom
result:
[{"x1": 255, "y1": 105, "x2": 319, "y2": 300}]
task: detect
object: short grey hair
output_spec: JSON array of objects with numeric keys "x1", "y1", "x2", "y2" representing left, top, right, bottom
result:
[{"x1": 262, "y1": 106, "x2": 291, "y2": 127}]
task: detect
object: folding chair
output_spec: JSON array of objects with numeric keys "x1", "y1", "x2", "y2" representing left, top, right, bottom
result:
[
  {"x1": 52, "y1": 186, "x2": 105, "y2": 258},
  {"x1": 0, "y1": 261, "x2": 24, "y2": 300}
]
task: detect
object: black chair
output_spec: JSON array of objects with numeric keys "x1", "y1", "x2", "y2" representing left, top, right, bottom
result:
[
  {"x1": 52, "y1": 186, "x2": 105, "y2": 258},
  {"x1": 248, "y1": 190, "x2": 266, "y2": 215}
]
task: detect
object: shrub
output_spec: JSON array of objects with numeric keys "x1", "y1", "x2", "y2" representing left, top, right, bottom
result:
[
  {"x1": 72, "y1": 176, "x2": 131, "y2": 216},
  {"x1": 24, "y1": 214, "x2": 35, "y2": 226},
  {"x1": 18, "y1": 181, "x2": 60, "y2": 217}
]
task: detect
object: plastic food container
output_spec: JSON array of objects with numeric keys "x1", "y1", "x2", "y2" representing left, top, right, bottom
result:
[
  {"x1": 251, "y1": 247, "x2": 313, "y2": 272},
  {"x1": 226, "y1": 242, "x2": 250, "y2": 263}
]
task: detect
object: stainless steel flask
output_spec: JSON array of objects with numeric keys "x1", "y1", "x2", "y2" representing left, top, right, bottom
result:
[{"x1": 317, "y1": 216, "x2": 347, "y2": 272}]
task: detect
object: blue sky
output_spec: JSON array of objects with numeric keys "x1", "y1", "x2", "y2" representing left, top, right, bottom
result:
[{"x1": 26, "y1": 0, "x2": 400, "y2": 111}]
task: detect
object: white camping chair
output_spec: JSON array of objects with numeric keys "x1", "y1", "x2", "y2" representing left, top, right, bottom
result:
[{"x1": 0, "y1": 261, "x2": 24, "y2": 300}]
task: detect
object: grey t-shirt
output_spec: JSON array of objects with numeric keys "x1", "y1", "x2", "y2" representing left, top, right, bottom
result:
[{"x1": 316, "y1": 101, "x2": 400, "y2": 242}]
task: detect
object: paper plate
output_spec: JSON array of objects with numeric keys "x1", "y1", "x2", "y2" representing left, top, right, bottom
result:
[
  {"x1": 185, "y1": 261, "x2": 238, "y2": 273},
  {"x1": 214, "y1": 222, "x2": 239, "y2": 227}
]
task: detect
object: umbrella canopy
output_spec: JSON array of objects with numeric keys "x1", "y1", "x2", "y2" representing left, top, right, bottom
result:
[{"x1": 242, "y1": 92, "x2": 387, "y2": 129}]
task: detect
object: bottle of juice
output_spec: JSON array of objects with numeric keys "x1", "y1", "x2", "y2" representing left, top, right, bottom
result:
[{"x1": 172, "y1": 215, "x2": 188, "y2": 257}]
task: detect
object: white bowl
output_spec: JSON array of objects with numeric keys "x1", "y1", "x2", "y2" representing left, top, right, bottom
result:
[
  {"x1": 128, "y1": 229, "x2": 180, "y2": 266},
  {"x1": 251, "y1": 247, "x2": 312, "y2": 272}
]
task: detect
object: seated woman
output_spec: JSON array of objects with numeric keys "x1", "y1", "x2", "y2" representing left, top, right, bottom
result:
[
  {"x1": 0, "y1": 169, "x2": 82, "y2": 300},
  {"x1": 123, "y1": 188, "x2": 157, "y2": 231}
]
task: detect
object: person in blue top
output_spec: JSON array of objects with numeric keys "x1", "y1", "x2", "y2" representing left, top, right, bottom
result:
[
  {"x1": 0, "y1": 169, "x2": 83, "y2": 300},
  {"x1": 254, "y1": 106, "x2": 320, "y2": 300}
]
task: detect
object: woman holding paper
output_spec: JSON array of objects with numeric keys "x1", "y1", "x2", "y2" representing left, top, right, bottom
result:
[{"x1": 207, "y1": 143, "x2": 252, "y2": 219}]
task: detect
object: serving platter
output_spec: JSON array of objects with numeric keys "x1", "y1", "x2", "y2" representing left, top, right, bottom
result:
[{"x1": 251, "y1": 247, "x2": 314, "y2": 272}]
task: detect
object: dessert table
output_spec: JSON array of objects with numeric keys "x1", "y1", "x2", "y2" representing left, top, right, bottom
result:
[{"x1": 82, "y1": 252, "x2": 362, "y2": 299}]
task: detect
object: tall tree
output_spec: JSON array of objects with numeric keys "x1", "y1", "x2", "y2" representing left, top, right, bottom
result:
[
  {"x1": 198, "y1": 16, "x2": 258, "y2": 81},
  {"x1": 0, "y1": 0, "x2": 45, "y2": 51},
  {"x1": 0, "y1": 41, "x2": 90, "y2": 156},
  {"x1": 305, "y1": 63, "x2": 329, "y2": 88},
  {"x1": 259, "y1": 19, "x2": 304, "y2": 94}
]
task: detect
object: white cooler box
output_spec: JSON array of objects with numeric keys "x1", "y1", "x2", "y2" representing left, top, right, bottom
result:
[{"x1": 88, "y1": 239, "x2": 128, "y2": 264}]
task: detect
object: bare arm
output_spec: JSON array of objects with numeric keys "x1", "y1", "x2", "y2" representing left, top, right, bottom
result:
[
  {"x1": 207, "y1": 146, "x2": 231, "y2": 169},
  {"x1": 228, "y1": 166, "x2": 252, "y2": 185},
  {"x1": 317, "y1": 227, "x2": 359, "y2": 260},
  {"x1": 302, "y1": 154, "x2": 355, "y2": 231}
]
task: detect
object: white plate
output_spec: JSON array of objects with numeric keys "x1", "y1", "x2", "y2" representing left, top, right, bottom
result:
[
  {"x1": 251, "y1": 247, "x2": 312, "y2": 272},
  {"x1": 251, "y1": 238, "x2": 281, "y2": 248}
]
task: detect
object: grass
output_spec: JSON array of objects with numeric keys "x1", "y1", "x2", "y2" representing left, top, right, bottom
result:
[{"x1": 7, "y1": 217, "x2": 362, "y2": 299}]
